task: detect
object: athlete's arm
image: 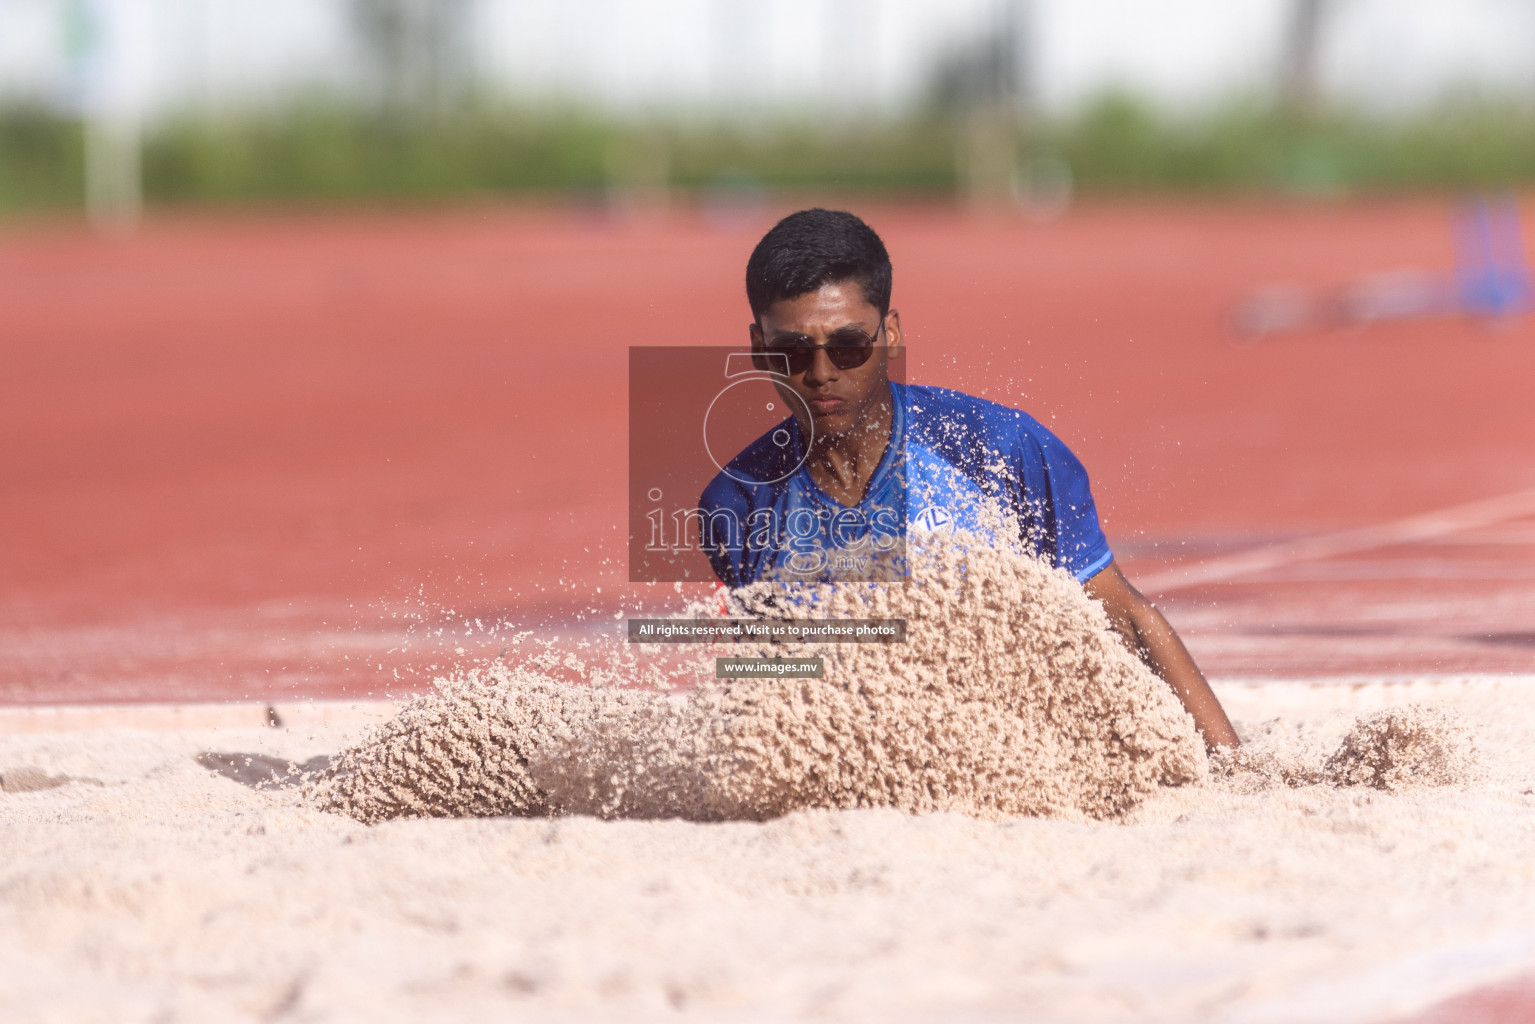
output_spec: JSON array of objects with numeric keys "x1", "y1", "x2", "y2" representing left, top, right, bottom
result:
[{"x1": 1083, "y1": 563, "x2": 1241, "y2": 750}]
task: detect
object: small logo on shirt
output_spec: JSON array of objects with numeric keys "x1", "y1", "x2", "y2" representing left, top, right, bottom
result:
[{"x1": 912, "y1": 505, "x2": 953, "y2": 532}]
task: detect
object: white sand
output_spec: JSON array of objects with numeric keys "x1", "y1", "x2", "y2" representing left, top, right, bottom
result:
[
  {"x1": 311, "y1": 535, "x2": 1206, "y2": 825},
  {"x1": 2, "y1": 677, "x2": 1533, "y2": 1024}
]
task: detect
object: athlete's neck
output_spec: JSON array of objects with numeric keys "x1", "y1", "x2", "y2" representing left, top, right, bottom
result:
[{"x1": 806, "y1": 381, "x2": 893, "y2": 506}]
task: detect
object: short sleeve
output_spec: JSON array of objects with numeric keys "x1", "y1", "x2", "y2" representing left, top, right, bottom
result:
[
  {"x1": 698, "y1": 473, "x2": 750, "y2": 587},
  {"x1": 1026, "y1": 427, "x2": 1114, "y2": 582}
]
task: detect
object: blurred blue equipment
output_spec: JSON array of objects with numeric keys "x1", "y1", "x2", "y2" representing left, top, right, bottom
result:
[
  {"x1": 1454, "y1": 197, "x2": 1532, "y2": 318},
  {"x1": 1233, "y1": 194, "x2": 1532, "y2": 338}
]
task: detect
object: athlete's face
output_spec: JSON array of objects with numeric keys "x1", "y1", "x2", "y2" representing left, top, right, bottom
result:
[{"x1": 749, "y1": 280, "x2": 901, "y2": 441}]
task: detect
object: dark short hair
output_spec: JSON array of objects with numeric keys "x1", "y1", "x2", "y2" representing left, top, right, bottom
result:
[{"x1": 745, "y1": 209, "x2": 892, "y2": 319}]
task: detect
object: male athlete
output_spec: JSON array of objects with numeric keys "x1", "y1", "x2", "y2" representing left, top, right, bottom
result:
[{"x1": 698, "y1": 208, "x2": 1239, "y2": 750}]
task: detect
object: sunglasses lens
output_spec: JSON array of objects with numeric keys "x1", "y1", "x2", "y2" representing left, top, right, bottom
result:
[
  {"x1": 826, "y1": 330, "x2": 874, "y2": 369},
  {"x1": 782, "y1": 346, "x2": 816, "y2": 376}
]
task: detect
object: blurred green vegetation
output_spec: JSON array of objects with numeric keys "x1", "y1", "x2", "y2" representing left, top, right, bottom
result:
[
  {"x1": 141, "y1": 106, "x2": 961, "y2": 202},
  {"x1": 8, "y1": 93, "x2": 1535, "y2": 213},
  {"x1": 1056, "y1": 94, "x2": 1535, "y2": 194},
  {"x1": 0, "y1": 107, "x2": 85, "y2": 212}
]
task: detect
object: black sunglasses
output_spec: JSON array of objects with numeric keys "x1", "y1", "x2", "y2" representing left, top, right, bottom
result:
[{"x1": 758, "y1": 322, "x2": 884, "y2": 376}]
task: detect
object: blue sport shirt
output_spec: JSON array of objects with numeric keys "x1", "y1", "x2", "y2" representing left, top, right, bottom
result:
[{"x1": 698, "y1": 381, "x2": 1114, "y2": 587}]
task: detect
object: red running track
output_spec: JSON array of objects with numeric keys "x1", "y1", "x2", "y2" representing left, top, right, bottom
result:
[{"x1": 3, "y1": 198, "x2": 1535, "y2": 704}]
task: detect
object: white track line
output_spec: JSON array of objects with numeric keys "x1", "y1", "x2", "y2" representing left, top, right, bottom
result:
[
  {"x1": 0, "y1": 699, "x2": 400, "y2": 735},
  {"x1": 1136, "y1": 486, "x2": 1535, "y2": 595}
]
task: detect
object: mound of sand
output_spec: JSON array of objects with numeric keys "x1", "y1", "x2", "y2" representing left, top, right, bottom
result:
[
  {"x1": 1209, "y1": 704, "x2": 1479, "y2": 794},
  {"x1": 308, "y1": 531, "x2": 1209, "y2": 824},
  {"x1": 306, "y1": 529, "x2": 1484, "y2": 827},
  {"x1": 1324, "y1": 705, "x2": 1480, "y2": 790}
]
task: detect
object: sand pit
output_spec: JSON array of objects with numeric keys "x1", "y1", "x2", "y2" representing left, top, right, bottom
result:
[
  {"x1": 0, "y1": 677, "x2": 1529, "y2": 1024},
  {"x1": 3, "y1": 532, "x2": 1519, "y2": 1024},
  {"x1": 0, "y1": 534, "x2": 1521, "y2": 1024}
]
